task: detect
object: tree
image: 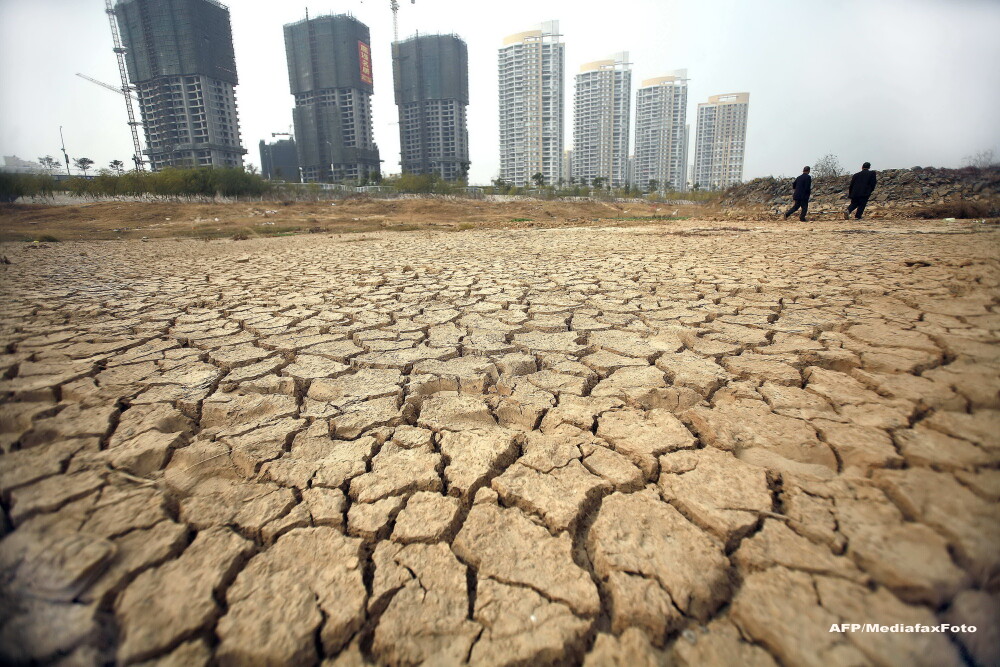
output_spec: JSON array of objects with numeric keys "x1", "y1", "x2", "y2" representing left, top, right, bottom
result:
[
  {"x1": 109, "y1": 160, "x2": 125, "y2": 175},
  {"x1": 245, "y1": 163, "x2": 259, "y2": 175},
  {"x1": 964, "y1": 149, "x2": 997, "y2": 169},
  {"x1": 38, "y1": 156, "x2": 60, "y2": 174},
  {"x1": 813, "y1": 154, "x2": 846, "y2": 178},
  {"x1": 647, "y1": 179, "x2": 659, "y2": 193},
  {"x1": 74, "y1": 157, "x2": 94, "y2": 176},
  {"x1": 592, "y1": 176, "x2": 606, "y2": 190},
  {"x1": 531, "y1": 172, "x2": 545, "y2": 188},
  {"x1": 492, "y1": 177, "x2": 511, "y2": 193}
]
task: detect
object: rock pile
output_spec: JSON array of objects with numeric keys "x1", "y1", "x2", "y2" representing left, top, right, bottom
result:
[{"x1": 721, "y1": 166, "x2": 1000, "y2": 219}]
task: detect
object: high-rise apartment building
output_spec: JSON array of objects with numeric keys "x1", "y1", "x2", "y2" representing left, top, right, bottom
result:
[
  {"x1": 393, "y1": 34, "x2": 469, "y2": 181},
  {"x1": 115, "y1": 0, "x2": 246, "y2": 170},
  {"x1": 634, "y1": 70, "x2": 688, "y2": 192},
  {"x1": 692, "y1": 92, "x2": 749, "y2": 190},
  {"x1": 573, "y1": 52, "x2": 631, "y2": 189},
  {"x1": 498, "y1": 21, "x2": 564, "y2": 187},
  {"x1": 284, "y1": 14, "x2": 380, "y2": 183},
  {"x1": 562, "y1": 149, "x2": 573, "y2": 184},
  {"x1": 259, "y1": 138, "x2": 299, "y2": 182}
]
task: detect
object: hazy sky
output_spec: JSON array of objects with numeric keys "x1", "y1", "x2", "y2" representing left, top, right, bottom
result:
[{"x1": 2, "y1": 0, "x2": 999, "y2": 184}]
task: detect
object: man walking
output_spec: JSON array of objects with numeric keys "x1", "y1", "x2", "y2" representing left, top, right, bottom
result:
[
  {"x1": 845, "y1": 162, "x2": 877, "y2": 220},
  {"x1": 784, "y1": 166, "x2": 811, "y2": 221}
]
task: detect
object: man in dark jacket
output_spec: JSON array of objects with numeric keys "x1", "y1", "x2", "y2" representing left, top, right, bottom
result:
[
  {"x1": 783, "y1": 166, "x2": 811, "y2": 221},
  {"x1": 845, "y1": 162, "x2": 877, "y2": 219}
]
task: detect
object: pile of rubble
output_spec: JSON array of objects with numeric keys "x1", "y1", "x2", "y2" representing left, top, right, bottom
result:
[{"x1": 721, "y1": 166, "x2": 1000, "y2": 219}]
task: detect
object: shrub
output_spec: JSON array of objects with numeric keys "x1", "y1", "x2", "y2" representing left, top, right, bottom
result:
[
  {"x1": 60, "y1": 167, "x2": 272, "y2": 200},
  {"x1": 914, "y1": 200, "x2": 999, "y2": 219},
  {"x1": 0, "y1": 173, "x2": 56, "y2": 202}
]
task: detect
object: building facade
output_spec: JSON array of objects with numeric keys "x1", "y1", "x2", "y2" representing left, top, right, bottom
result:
[
  {"x1": 259, "y1": 138, "x2": 299, "y2": 181},
  {"x1": 498, "y1": 21, "x2": 564, "y2": 187},
  {"x1": 393, "y1": 34, "x2": 469, "y2": 181},
  {"x1": 284, "y1": 14, "x2": 380, "y2": 183},
  {"x1": 115, "y1": 0, "x2": 246, "y2": 170},
  {"x1": 572, "y1": 53, "x2": 631, "y2": 189},
  {"x1": 561, "y1": 149, "x2": 573, "y2": 185},
  {"x1": 633, "y1": 70, "x2": 688, "y2": 192},
  {"x1": 692, "y1": 92, "x2": 749, "y2": 190}
]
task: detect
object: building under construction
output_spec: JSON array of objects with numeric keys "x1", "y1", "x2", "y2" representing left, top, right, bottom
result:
[
  {"x1": 259, "y1": 138, "x2": 300, "y2": 182},
  {"x1": 392, "y1": 34, "x2": 469, "y2": 181},
  {"x1": 114, "y1": 0, "x2": 246, "y2": 170},
  {"x1": 284, "y1": 14, "x2": 381, "y2": 183}
]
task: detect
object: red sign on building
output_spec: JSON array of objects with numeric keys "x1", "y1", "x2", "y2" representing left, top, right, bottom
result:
[{"x1": 358, "y1": 41, "x2": 373, "y2": 85}]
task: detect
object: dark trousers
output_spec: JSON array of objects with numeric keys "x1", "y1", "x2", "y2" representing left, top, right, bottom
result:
[
  {"x1": 785, "y1": 198, "x2": 808, "y2": 221},
  {"x1": 847, "y1": 196, "x2": 870, "y2": 219}
]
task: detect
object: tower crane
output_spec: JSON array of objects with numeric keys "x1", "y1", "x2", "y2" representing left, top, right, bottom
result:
[
  {"x1": 393, "y1": 0, "x2": 415, "y2": 43},
  {"x1": 103, "y1": 0, "x2": 145, "y2": 171},
  {"x1": 359, "y1": 1, "x2": 416, "y2": 43},
  {"x1": 76, "y1": 72, "x2": 138, "y2": 100},
  {"x1": 372, "y1": 0, "x2": 416, "y2": 43}
]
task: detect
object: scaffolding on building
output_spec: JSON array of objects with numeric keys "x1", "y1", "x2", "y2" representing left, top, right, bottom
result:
[{"x1": 104, "y1": 0, "x2": 145, "y2": 171}]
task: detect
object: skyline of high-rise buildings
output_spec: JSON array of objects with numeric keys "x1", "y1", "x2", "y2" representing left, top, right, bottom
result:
[
  {"x1": 115, "y1": 0, "x2": 246, "y2": 171},
  {"x1": 112, "y1": 5, "x2": 748, "y2": 189},
  {"x1": 692, "y1": 92, "x2": 750, "y2": 190},
  {"x1": 497, "y1": 21, "x2": 565, "y2": 187},
  {"x1": 393, "y1": 34, "x2": 470, "y2": 182},
  {"x1": 572, "y1": 53, "x2": 631, "y2": 189}
]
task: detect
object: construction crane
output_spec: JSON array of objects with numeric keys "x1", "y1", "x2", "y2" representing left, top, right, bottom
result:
[
  {"x1": 76, "y1": 72, "x2": 138, "y2": 100},
  {"x1": 103, "y1": 0, "x2": 145, "y2": 171},
  {"x1": 381, "y1": 0, "x2": 415, "y2": 42},
  {"x1": 359, "y1": 1, "x2": 416, "y2": 42}
]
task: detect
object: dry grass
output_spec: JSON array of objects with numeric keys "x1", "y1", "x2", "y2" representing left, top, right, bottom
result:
[
  {"x1": 913, "y1": 200, "x2": 999, "y2": 219},
  {"x1": 0, "y1": 198, "x2": 707, "y2": 242}
]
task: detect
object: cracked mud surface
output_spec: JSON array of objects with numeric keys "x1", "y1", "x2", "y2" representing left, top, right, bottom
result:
[{"x1": 1, "y1": 219, "x2": 998, "y2": 666}]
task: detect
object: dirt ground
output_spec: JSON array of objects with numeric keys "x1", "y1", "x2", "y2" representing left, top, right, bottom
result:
[
  {"x1": 0, "y1": 198, "x2": 705, "y2": 242},
  {"x1": 0, "y1": 216, "x2": 998, "y2": 665}
]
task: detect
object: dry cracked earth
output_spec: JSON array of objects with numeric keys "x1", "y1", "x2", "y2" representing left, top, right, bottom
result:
[{"x1": 0, "y1": 219, "x2": 998, "y2": 667}]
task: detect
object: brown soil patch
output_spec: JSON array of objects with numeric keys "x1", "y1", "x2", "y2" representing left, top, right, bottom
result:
[{"x1": 0, "y1": 198, "x2": 706, "y2": 242}]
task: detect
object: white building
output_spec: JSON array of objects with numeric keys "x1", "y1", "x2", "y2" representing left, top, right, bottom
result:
[
  {"x1": 1, "y1": 156, "x2": 45, "y2": 174},
  {"x1": 498, "y1": 21, "x2": 565, "y2": 187},
  {"x1": 561, "y1": 149, "x2": 573, "y2": 184},
  {"x1": 633, "y1": 70, "x2": 689, "y2": 192},
  {"x1": 692, "y1": 92, "x2": 750, "y2": 190},
  {"x1": 573, "y1": 52, "x2": 631, "y2": 189}
]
